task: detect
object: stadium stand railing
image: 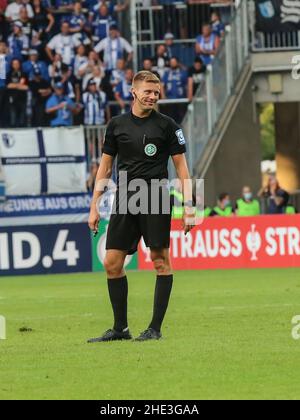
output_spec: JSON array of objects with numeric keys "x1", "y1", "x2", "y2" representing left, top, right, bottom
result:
[
  {"x1": 171, "y1": 0, "x2": 249, "y2": 180},
  {"x1": 131, "y1": 1, "x2": 235, "y2": 71}
]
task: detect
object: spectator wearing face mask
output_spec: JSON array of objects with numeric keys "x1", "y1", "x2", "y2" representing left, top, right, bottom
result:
[
  {"x1": 210, "y1": 192, "x2": 233, "y2": 217},
  {"x1": 235, "y1": 186, "x2": 260, "y2": 217}
]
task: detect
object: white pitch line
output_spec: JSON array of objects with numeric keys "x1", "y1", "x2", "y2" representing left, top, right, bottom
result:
[
  {"x1": 7, "y1": 313, "x2": 95, "y2": 321},
  {"x1": 209, "y1": 303, "x2": 297, "y2": 311}
]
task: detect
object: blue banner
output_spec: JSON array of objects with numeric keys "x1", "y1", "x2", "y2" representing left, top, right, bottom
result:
[
  {"x1": 0, "y1": 193, "x2": 91, "y2": 218},
  {"x1": 0, "y1": 224, "x2": 92, "y2": 276}
]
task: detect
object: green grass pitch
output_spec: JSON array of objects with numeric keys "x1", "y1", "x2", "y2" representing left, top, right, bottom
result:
[{"x1": 1, "y1": 268, "x2": 300, "y2": 400}]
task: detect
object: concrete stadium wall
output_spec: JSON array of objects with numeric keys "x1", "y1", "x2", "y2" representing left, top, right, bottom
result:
[{"x1": 204, "y1": 79, "x2": 262, "y2": 207}]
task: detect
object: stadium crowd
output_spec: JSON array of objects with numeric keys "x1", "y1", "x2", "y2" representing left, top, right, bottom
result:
[{"x1": 0, "y1": 0, "x2": 232, "y2": 128}]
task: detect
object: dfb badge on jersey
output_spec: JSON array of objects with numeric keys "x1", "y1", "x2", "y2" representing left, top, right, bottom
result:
[
  {"x1": 144, "y1": 143, "x2": 157, "y2": 157},
  {"x1": 175, "y1": 129, "x2": 186, "y2": 145}
]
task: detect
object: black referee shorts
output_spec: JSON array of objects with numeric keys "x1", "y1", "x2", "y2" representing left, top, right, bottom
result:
[{"x1": 106, "y1": 185, "x2": 172, "y2": 255}]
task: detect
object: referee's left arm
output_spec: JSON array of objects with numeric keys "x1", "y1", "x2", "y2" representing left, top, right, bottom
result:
[{"x1": 172, "y1": 154, "x2": 195, "y2": 235}]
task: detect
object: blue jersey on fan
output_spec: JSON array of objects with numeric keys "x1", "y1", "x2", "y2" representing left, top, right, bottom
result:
[
  {"x1": 92, "y1": 15, "x2": 115, "y2": 42},
  {"x1": 90, "y1": 0, "x2": 115, "y2": 15},
  {"x1": 46, "y1": 94, "x2": 76, "y2": 126},
  {"x1": 68, "y1": 13, "x2": 87, "y2": 30},
  {"x1": 114, "y1": 79, "x2": 132, "y2": 100},
  {"x1": 163, "y1": 68, "x2": 187, "y2": 99},
  {"x1": 22, "y1": 60, "x2": 49, "y2": 81}
]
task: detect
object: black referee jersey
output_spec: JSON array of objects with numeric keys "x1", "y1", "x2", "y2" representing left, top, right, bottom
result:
[{"x1": 103, "y1": 110, "x2": 187, "y2": 184}]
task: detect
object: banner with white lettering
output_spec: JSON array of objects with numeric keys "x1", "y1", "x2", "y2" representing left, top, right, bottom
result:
[
  {"x1": 0, "y1": 193, "x2": 91, "y2": 226},
  {"x1": 0, "y1": 127, "x2": 87, "y2": 195},
  {"x1": 0, "y1": 223, "x2": 92, "y2": 276},
  {"x1": 256, "y1": 0, "x2": 300, "y2": 32},
  {"x1": 139, "y1": 215, "x2": 300, "y2": 270}
]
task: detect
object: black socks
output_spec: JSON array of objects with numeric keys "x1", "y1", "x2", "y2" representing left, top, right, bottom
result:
[
  {"x1": 107, "y1": 276, "x2": 128, "y2": 332},
  {"x1": 107, "y1": 274, "x2": 173, "y2": 334},
  {"x1": 148, "y1": 275, "x2": 173, "y2": 333}
]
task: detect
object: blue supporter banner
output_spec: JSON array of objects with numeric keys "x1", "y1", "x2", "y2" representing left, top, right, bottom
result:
[
  {"x1": 0, "y1": 193, "x2": 92, "y2": 226},
  {"x1": 0, "y1": 223, "x2": 92, "y2": 276},
  {"x1": 0, "y1": 193, "x2": 91, "y2": 218}
]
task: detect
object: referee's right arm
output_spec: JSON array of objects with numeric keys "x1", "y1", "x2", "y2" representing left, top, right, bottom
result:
[
  {"x1": 89, "y1": 119, "x2": 117, "y2": 233},
  {"x1": 88, "y1": 153, "x2": 115, "y2": 233}
]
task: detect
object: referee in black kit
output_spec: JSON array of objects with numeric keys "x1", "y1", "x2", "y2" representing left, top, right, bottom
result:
[{"x1": 88, "y1": 71, "x2": 195, "y2": 342}]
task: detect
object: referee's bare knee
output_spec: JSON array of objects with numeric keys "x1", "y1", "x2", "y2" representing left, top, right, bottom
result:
[{"x1": 150, "y1": 249, "x2": 172, "y2": 275}]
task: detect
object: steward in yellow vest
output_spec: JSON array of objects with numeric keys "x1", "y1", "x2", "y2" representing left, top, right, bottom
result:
[
  {"x1": 210, "y1": 193, "x2": 233, "y2": 217},
  {"x1": 236, "y1": 187, "x2": 261, "y2": 217}
]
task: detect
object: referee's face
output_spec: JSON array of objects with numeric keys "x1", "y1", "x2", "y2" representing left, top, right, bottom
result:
[{"x1": 132, "y1": 81, "x2": 160, "y2": 111}]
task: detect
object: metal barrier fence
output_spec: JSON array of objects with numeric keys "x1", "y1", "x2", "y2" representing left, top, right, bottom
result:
[
  {"x1": 253, "y1": 31, "x2": 300, "y2": 51},
  {"x1": 84, "y1": 125, "x2": 106, "y2": 164},
  {"x1": 181, "y1": 0, "x2": 249, "y2": 175},
  {"x1": 131, "y1": 0, "x2": 235, "y2": 71}
]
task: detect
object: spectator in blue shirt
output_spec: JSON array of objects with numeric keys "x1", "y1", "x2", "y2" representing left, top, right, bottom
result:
[
  {"x1": 195, "y1": 23, "x2": 220, "y2": 66},
  {"x1": 164, "y1": 32, "x2": 181, "y2": 62},
  {"x1": 162, "y1": 56, "x2": 187, "y2": 122},
  {"x1": 68, "y1": 1, "x2": 92, "y2": 46},
  {"x1": 82, "y1": 78, "x2": 109, "y2": 125},
  {"x1": 22, "y1": 49, "x2": 49, "y2": 81},
  {"x1": 162, "y1": 57, "x2": 187, "y2": 99},
  {"x1": 7, "y1": 21, "x2": 30, "y2": 60},
  {"x1": 46, "y1": 81, "x2": 76, "y2": 126},
  {"x1": 90, "y1": 2, "x2": 115, "y2": 43},
  {"x1": 110, "y1": 57, "x2": 126, "y2": 89},
  {"x1": 89, "y1": 0, "x2": 129, "y2": 16},
  {"x1": 211, "y1": 11, "x2": 225, "y2": 38},
  {"x1": 114, "y1": 67, "x2": 133, "y2": 113}
]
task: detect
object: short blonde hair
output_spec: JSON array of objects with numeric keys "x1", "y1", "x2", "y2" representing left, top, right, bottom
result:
[{"x1": 133, "y1": 71, "x2": 160, "y2": 86}]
